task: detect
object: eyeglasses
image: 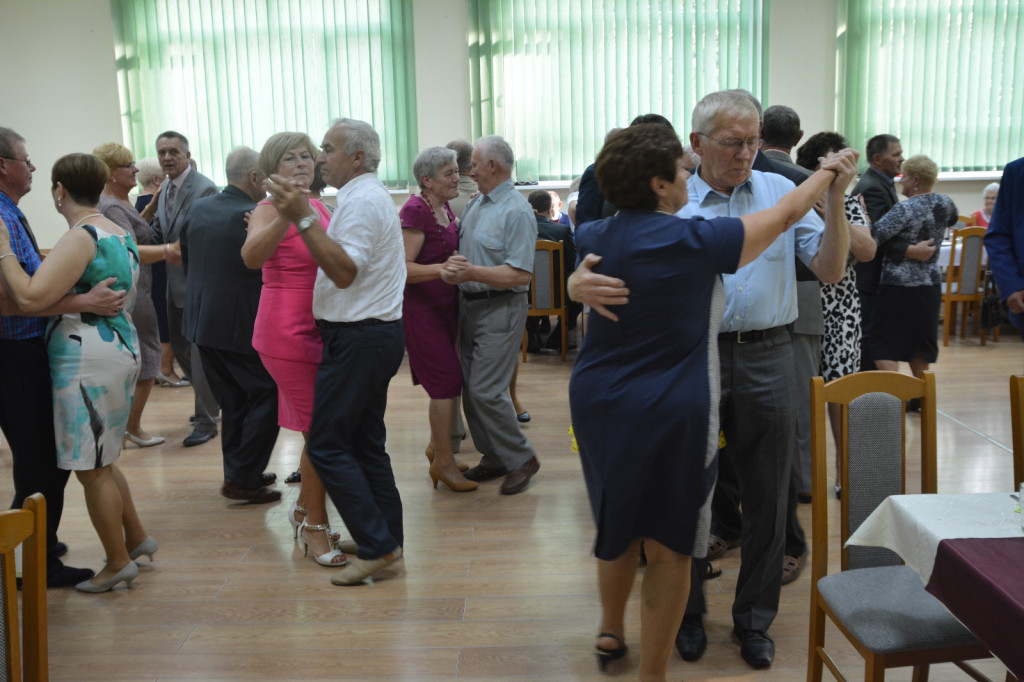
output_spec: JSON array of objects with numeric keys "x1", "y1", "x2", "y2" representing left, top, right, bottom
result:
[
  {"x1": 117, "y1": 162, "x2": 137, "y2": 170},
  {"x1": 280, "y1": 152, "x2": 315, "y2": 167},
  {"x1": 1, "y1": 155, "x2": 33, "y2": 167},
  {"x1": 698, "y1": 133, "x2": 762, "y2": 152}
]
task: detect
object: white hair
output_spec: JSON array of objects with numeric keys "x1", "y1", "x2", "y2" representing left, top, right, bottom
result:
[
  {"x1": 225, "y1": 146, "x2": 259, "y2": 183},
  {"x1": 331, "y1": 118, "x2": 382, "y2": 173},
  {"x1": 474, "y1": 135, "x2": 515, "y2": 171},
  {"x1": 691, "y1": 90, "x2": 759, "y2": 136},
  {"x1": 983, "y1": 182, "x2": 1000, "y2": 197}
]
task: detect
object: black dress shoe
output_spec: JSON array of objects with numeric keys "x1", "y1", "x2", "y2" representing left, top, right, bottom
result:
[
  {"x1": 221, "y1": 481, "x2": 282, "y2": 504},
  {"x1": 797, "y1": 492, "x2": 813, "y2": 504},
  {"x1": 675, "y1": 615, "x2": 707, "y2": 662},
  {"x1": 499, "y1": 456, "x2": 540, "y2": 495},
  {"x1": 734, "y1": 629, "x2": 774, "y2": 669},
  {"x1": 183, "y1": 429, "x2": 216, "y2": 447},
  {"x1": 51, "y1": 541, "x2": 68, "y2": 558},
  {"x1": 261, "y1": 472, "x2": 277, "y2": 485},
  {"x1": 517, "y1": 411, "x2": 531, "y2": 423},
  {"x1": 284, "y1": 470, "x2": 301, "y2": 483},
  {"x1": 463, "y1": 463, "x2": 508, "y2": 482},
  {"x1": 47, "y1": 563, "x2": 96, "y2": 588}
]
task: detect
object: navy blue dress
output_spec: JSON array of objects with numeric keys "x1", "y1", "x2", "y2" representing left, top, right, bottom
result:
[{"x1": 569, "y1": 209, "x2": 744, "y2": 560}]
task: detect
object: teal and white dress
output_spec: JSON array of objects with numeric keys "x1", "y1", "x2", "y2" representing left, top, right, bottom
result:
[{"x1": 47, "y1": 224, "x2": 140, "y2": 470}]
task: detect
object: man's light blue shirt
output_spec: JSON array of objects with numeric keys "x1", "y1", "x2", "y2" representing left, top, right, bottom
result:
[{"x1": 676, "y1": 169, "x2": 824, "y2": 332}]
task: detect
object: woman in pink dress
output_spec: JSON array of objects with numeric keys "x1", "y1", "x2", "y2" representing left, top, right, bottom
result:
[
  {"x1": 400, "y1": 147, "x2": 476, "y2": 492},
  {"x1": 242, "y1": 132, "x2": 344, "y2": 566}
]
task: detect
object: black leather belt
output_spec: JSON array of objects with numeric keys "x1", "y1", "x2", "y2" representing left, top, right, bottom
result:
[
  {"x1": 315, "y1": 318, "x2": 392, "y2": 329},
  {"x1": 717, "y1": 325, "x2": 788, "y2": 344},
  {"x1": 462, "y1": 289, "x2": 520, "y2": 301}
]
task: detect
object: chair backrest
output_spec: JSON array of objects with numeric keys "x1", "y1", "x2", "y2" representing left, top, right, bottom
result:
[
  {"x1": 527, "y1": 240, "x2": 564, "y2": 315},
  {"x1": 944, "y1": 226, "x2": 987, "y2": 297},
  {"x1": 0, "y1": 493, "x2": 48, "y2": 682},
  {"x1": 810, "y1": 371, "x2": 937, "y2": 576},
  {"x1": 1007, "y1": 375, "x2": 1024, "y2": 490}
]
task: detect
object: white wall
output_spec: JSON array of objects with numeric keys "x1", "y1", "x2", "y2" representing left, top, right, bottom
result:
[{"x1": 1, "y1": 0, "x2": 997, "y2": 245}]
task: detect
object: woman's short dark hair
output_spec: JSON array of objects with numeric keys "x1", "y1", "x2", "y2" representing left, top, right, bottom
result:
[
  {"x1": 595, "y1": 124, "x2": 682, "y2": 211},
  {"x1": 51, "y1": 153, "x2": 108, "y2": 206},
  {"x1": 796, "y1": 132, "x2": 849, "y2": 171}
]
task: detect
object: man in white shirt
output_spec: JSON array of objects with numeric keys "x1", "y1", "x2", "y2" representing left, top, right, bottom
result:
[{"x1": 267, "y1": 118, "x2": 406, "y2": 586}]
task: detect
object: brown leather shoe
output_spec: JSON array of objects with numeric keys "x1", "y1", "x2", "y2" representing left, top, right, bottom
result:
[
  {"x1": 499, "y1": 456, "x2": 540, "y2": 495},
  {"x1": 221, "y1": 481, "x2": 282, "y2": 504},
  {"x1": 463, "y1": 463, "x2": 508, "y2": 482},
  {"x1": 261, "y1": 472, "x2": 277, "y2": 486}
]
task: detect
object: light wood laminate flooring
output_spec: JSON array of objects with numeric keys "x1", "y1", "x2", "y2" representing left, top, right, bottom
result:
[{"x1": 1, "y1": 330, "x2": 1020, "y2": 681}]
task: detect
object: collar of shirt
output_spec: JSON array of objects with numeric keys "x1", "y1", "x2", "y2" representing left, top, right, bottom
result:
[
  {"x1": 688, "y1": 167, "x2": 755, "y2": 209},
  {"x1": 170, "y1": 164, "x2": 192, "y2": 191},
  {"x1": 866, "y1": 166, "x2": 896, "y2": 188},
  {"x1": 481, "y1": 178, "x2": 516, "y2": 204},
  {"x1": 334, "y1": 171, "x2": 378, "y2": 203}
]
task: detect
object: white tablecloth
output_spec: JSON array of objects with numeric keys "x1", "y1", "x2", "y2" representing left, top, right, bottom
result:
[
  {"x1": 846, "y1": 492, "x2": 1022, "y2": 583},
  {"x1": 939, "y1": 240, "x2": 988, "y2": 269}
]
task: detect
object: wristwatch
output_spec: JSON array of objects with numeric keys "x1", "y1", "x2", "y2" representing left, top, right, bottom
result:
[{"x1": 296, "y1": 213, "x2": 318, "y2": 233}]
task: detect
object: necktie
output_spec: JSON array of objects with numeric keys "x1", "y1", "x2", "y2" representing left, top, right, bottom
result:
[
  {"x1": 166, "y1": 182, "x2": 178, "y2": 214},
  {"x1": 17, "y1": 209, "x2": 41, "y2": 255}
]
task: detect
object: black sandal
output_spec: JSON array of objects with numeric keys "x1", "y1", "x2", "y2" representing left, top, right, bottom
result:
[
  {"x1": 595, "y1": 632, "x2": 628, "y2": 671},
  {"x1": 704, "y1": 562, "x2": 722, "y2": 580}
]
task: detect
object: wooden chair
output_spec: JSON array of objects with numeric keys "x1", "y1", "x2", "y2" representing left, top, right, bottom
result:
[
  {"x1": 808, "y1": 371, "x2": 992, "y2": 682},
  {"x1": 521, "y1": 240, "x2": 568, "y2": 362},
  {"x1": 0, "y1": 493, "x2": 48, "y2": 681},
  {"x1": 941, "y1": 226, "x2": 988, "y2": 346},
  {"x1": 1006, "y1": 376, "x2": 1024, "y2": 490}
]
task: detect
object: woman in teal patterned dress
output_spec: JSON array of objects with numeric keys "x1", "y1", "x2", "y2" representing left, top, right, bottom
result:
[{"x1": 0, "y1": 153, "x2": 155, "y2": 593}]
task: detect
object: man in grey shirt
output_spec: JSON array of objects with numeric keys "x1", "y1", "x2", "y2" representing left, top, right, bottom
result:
[{"x1": 441, "y1": 135, "x2": 540, "y2": 495}]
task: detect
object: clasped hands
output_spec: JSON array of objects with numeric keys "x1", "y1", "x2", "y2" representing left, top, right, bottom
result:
[
  {"x1": 264, "y1": 174, "x2": 313, "y2": 224},
  {"x1": 439, "y1": 253, "x2": 471, "y2": 285}
]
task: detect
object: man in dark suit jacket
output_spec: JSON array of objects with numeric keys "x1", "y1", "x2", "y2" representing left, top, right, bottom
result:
[
  {"x1": 180, "y1": 148, "x2": 281, "y2": 503},
  {"x1": 152, "y1": 131, "x2": 220, "y2": 446},
  {"x1": 985, "y1": 156, "x2": 1024, "y2": 335}
]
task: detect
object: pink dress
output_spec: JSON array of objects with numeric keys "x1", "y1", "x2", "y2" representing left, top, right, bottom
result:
[
  {"x1": 399, "y1": 195, "x2": 461, "y2": 399},
  {"x1": 252, "y1": 199, "x2": 331, "y2": 431}
]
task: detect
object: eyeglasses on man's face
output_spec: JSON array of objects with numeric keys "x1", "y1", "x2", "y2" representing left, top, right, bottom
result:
[{"x1": 698, "y1": 133, "x2": 762, "y2": 152}]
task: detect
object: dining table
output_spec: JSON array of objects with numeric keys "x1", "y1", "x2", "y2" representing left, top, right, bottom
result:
[{"x1": 847, "y1": 492, "x2": 1024, "y2": 679}]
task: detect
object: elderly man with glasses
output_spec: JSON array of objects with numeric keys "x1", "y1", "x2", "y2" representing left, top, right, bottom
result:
[{"x1": 569, "y1": 90, "x2": 856, "y2": 669}]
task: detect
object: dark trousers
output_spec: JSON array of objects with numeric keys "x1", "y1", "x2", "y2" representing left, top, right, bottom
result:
[
  {"x1": 687, "y1": 330, "x2": 796, "y2": 633},
  {"x1": 168, "y1": 301, "x2": 219, "y2": 433},
  {"x1": 307, "y1": 321, "x2": 405, "y2": 560},
  {"x1": 0, "y1": 337, "x2": 70, "y2": 573},
  {"x1": 197, "y1": 346, "x2": 280, "y2": 489},
  {"x1": 858, "y1": 290, "x2": 876, "y2": 372}
]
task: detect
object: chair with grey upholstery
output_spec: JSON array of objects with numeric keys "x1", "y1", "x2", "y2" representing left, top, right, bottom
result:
[
  {"x1": 807, "y1": 370, "x2": 992, "y2": 681},
  {"x1": 941, "y1": 226, "x2": 991, "y2": 346},
  {"x1": 521, "y1": 240, "x2": 568, "y2": 362}
]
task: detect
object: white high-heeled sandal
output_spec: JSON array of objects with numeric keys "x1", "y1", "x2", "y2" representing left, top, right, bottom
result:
[
  {"x1": 288, "y1": 502, "x2": 343, "y2": 545},
  {"x1": 299, "y1": 522, "x2": 348, "y2": 567}
]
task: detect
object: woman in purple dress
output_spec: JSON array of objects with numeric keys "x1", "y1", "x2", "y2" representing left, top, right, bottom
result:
[{"x1": 400, "y1": 147, "x2": 476, "y2": 492}]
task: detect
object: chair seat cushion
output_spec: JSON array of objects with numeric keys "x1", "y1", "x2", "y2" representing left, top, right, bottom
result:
[{"x1": 818, "y1": 565, "x2": 980, "y2": 654}]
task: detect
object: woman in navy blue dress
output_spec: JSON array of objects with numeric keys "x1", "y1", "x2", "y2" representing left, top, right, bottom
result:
[{"x1": 569, "y1": 123, "x2": 850, "y2": 679}]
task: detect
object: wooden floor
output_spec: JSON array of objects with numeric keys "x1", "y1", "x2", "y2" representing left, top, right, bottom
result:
[{"x1": 1, "y1": 327, "x2": 1021, "y2": 681}]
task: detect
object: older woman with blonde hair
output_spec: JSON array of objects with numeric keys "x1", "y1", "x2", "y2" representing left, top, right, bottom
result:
[
  {"x1": 871, "y1": 154, "x2": 959, "y2": 384},
  {"x1": 400, "y1": 147, "x2": 476, "y2": 493},
  {"x1": 0, "y1": 153, "x2": 155, "y2": 592},
  {"x1": 93, "y1": 142, "x2": 176, "y2": 448},
  {"x1": 241, "y1": 132, "x2": 344, "y2": 566}
]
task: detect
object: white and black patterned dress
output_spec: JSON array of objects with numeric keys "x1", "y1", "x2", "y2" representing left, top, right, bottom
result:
[{"x1": 820, "y1": 195, "x2": 868, "y2": 380}]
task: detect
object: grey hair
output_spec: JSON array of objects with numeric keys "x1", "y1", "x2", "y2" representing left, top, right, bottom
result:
[
  {"x1": 691, "y1": 90, "x2": 760, "y2": 136},
  {"x1": 135, "y1": 157, "x2": 162, "y2": 188},
  {"x1": 332, "y1": 118, "x2": 381, "y2": 173},
  {"x1": 681, "y1": 145, "x2": 700, "y2": 168},
  {"x1": 225, "y1": 146, "x2": 260, "y2": 183},
  {"x1": 0, "y1": 126, "x2": 25, "y2": 159},
  {"x1": 413, "y1": 147, "x2": 457, "y2": 190},
  {"x1": 474, "y1": 135, "x2": 515, "y2": 171},
  {"x1": 446, "y1": 139, "x2": 473, "y2": 172},
  {"x1": 983, "y1": 182, "x2": 1000, "y2": 197}
]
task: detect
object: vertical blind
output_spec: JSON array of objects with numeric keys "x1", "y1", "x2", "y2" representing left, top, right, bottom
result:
[
  {"x1": 467, "y1": 0, "x2": 766, "y2": 182},
  {"x1": 839, "y1": 0, "x2": 1022, "y2": 171},
  {"x1": 110, "y1": 0, "x2": 418, "y2": 186}
]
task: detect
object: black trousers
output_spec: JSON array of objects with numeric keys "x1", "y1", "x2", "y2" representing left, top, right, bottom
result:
[
  {"x1": 0, "y1": 336, "x2": 70, "y2": 572},
  {"x1": 197, "y1": 346, "x2": 280, "y2": 489},
  {"x1": 307, "y1": 321, "x2": 405, "y2": 560}
]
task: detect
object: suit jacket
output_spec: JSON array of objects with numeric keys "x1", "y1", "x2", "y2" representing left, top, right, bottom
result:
[
  {"x1": 851, "y1": 167, "x2": 900, "y2": 295},
  {"x1": 575, "y1": 163, "x2": 617, "y2": 228},
  {"x1": 984, "y1": 156, "x2": 1024, "y2": 328},
  {"x1": 152, "y1": 168, "x2": 218, "y2": 306},
  {"x1": 179, "y1": 185, "x2": 262, "y2": 356}
]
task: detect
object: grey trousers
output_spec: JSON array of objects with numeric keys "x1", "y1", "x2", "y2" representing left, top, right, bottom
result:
[
  {"x1": 167, "y1": 301, "x2": 219, "y2": 434},
  {"x1": 459, "y1": 293, "x2": 536, "y2": 471}
]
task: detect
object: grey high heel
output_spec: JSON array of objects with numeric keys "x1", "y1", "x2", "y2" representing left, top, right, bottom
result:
[
  {"x1": 129, "y1": 536, "x2": 158, "y2": 561},
  {"x1": 75, "y1": 561, "x2": 139, "y2": 593}
]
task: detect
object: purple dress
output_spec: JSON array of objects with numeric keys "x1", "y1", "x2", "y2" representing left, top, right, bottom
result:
[{"x1": 400, "y1": 195, "x2": 461, "y2": 399}]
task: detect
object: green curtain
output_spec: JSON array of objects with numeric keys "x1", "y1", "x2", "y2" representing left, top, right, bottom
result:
[
  {"x1": 467, "y1": 0, "x2": 767, "y2": 182},
  {"x1": 110, "y1": 0, "x2": 418, "y2": 186},
  {"x1": 840, "y1": 0, "x2": 1022, "y2": 171}
]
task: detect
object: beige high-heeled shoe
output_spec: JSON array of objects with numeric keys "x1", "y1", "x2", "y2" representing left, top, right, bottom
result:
[
  {"x1": 288, "y1": 502, "x2": 341, "y2": 544},
  {"x1": 425, "y1": 444, "x2": 469, "y2": 472},
  {"x1": 428, "y1": 464, "x2": 478, "y2": 492},
  {"x1": 299, "y1": 522, "x2": 348, "y2": 567}
]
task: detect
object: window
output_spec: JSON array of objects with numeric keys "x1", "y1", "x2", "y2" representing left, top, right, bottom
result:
[
  {"x1": 467, "y1": 0, "x2": 767, "y2": 181},
  {"x1": 110, "y1": 0, "x2": 418, "y2": 186},
  {"x1": 839, "y1": 0, "x2": 1022, "y2": 171}
]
